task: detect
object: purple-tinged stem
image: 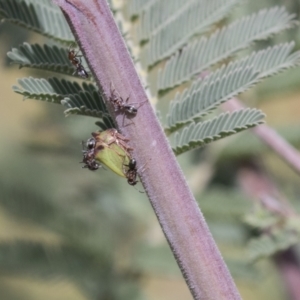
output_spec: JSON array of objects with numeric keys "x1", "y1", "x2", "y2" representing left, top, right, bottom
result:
[
  {"x1": 223, "y1": 98, "x2": 300, "y2": 176},
  {"x1": 236, "y1": 161, "x2": 300, "y2": 300},
  {"x1": 53, "y1": 1, "x2": 241, "y2": 299},
  {"x1": 236, "y1": 160, "x2": 295, "y2": 216},
  {"x1": 275, "y1": 248, "x2": 300, "y2": 300}
]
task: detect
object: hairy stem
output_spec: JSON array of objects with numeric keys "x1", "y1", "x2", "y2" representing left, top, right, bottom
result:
[{"x1": 53, "y1": 1, "x2": 241, "y2": 299}]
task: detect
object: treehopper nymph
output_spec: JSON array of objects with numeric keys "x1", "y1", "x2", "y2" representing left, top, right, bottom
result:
[{"x1": 81, "y1": 129, "x2": 132, "y2": 177}]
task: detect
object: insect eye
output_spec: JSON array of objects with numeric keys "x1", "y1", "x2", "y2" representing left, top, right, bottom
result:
[{"x1": 86, "y1": 138, "x2": 96, "y2": 150}]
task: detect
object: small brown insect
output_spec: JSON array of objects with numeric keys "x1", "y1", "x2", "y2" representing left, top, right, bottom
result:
[
  {"x1": 68, "y1": 45, "x2": 89, "y2": 79},
  {"x1": 68, "y1": 47, "x2": 81, "y2": 66}
]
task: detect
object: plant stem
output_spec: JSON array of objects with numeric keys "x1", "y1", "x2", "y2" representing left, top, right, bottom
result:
[
  {"x1": 53, "y1": 1, "x2": 241, "y2": 299},
  {"x1": 236, "y1": 160, "x2": 295, "y2": 216},
  {"x1": 236, "y1": 160, "x2": 300, "y2": 299},
  {"x1": 275, "y1": 247, "x2": 300, "y2": 300}
]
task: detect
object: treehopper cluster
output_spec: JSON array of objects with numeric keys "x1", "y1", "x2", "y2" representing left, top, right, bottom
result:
[{"x1": 81, "y1": 129, "x2": 140, "y2": 188}]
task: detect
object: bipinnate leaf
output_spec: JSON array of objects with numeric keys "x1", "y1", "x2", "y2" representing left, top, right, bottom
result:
[
  {"x1": 138, "y1": 0, "x2": 192, "y2": 42},
  {"x1": 145, "y1": 0, "x2": 239, "y2": 66},
  {"x1": 13, "y1": 77, "x2": 110, "y2": 119},
  {"x1": 232, "y1": 42, "x2": 300, "y2": 81},
  {"x1": 248, "y1": 231, "x2": 300, "y2": 261},
  {"x1": 172, "y1": 109, "x2": 265, "y2": 155},
  {"x1": 62, "y1": 91, "x2": 109, "y2": 118},
  {"x1": 158, "y1": 7, "x2": 296, "y2": 92},
  {"x1": 7, "y1": 43, "x2": 77, "y2": 76},
  {"x1": 95, "y1": 116, "x2": 116, "y2": 131},
  {"x1": 166, "y1": 43, "x2": 300, "y2": 133},
  {"x1": 128, "y1": 0, "x2": 156, "y2": 19},
  {"x1": 13, "y1": 77, "x2": 64, "y2": 103},
  {"x1": 0, "y1": 0, "x2": 74, "y2": 42},
  {"x1": 166, "y1": 65, "x2": 259, "y2": 133},
  {"x1": 12, "y1": 77, "x2": 95, "y2": 102}
]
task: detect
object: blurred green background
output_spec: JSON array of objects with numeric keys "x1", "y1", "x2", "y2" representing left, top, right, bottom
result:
[{"x1": 0, "y1": 0, "x2": 300, "y2": 299}]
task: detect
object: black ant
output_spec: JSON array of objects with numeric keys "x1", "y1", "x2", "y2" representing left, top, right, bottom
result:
[
  {"x1": 109, "y1": 84, "x2": 146, "y2": 120},
  {"x1": 68, "y1": 45, "x2": 89, "y2": 79},
  {"x1": 124, "y1": 158, "x2": 138, "y2": 186},
  {"x1": 75, "y1": 64, "x2": 88, "y2": 79},
  {"x1": 81, "y1": 138, "x2": 100, "y2": 171},
  {"x1": 111, "y1": 95, "x2": 138, "y2": 116},
  {"x1": 82, "y1": 153, "x2": 100, "y2": 171},
  {"x1": 123, "y1": 158, "x2": 145, "y2": 193}
]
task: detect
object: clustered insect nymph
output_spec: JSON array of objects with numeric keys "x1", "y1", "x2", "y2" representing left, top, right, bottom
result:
[{"x1": 81, "y1": 129, "x2": 142, "y2": 191}]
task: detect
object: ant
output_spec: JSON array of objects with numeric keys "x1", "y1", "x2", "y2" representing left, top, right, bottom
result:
[
  {"x1": 68, "y1": 45, "x2": 89, "y2": 79},
  {"x1": 109, "y1": 84, "x2": 147, "y2": 121},
  {"x1": 75, "y1": 64, "x2": 88, "y2": 79},
  {"x1": 82, "y1": 153, "x2": 100, "y2": 171},
  {"x1": 68, "y1": 45, "x2": 81, "y2": 66},
  {"x1": 81, "y1": 138, "x2": 100, "y2": 171},
  {"x1": 123, "y1": 158, "x2": 145, "y2": 193},
  {"x1": 124, "y1": 158, "x2": 138, "y2": 186}
]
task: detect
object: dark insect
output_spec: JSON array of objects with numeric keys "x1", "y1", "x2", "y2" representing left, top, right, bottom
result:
[
  {"x1": 123, "y1": 158, "x2": 145, "y2": 193},
  {"x1": 82, "y1": 153, "x2": 99, "y2": 171},
  {"x1": 81, "y1": 138, "x2": 100, "y2": 171},
  {"x1": 75, "y1": 64, "x2": 89, "y2": 78},
  {"x1": 109, "y1": 84, "x2": 146, "y2": 118},
  {"x1": 111, "y1": 95, "x2": 138, "y2": 116},
  {"x1": 124, "y1": 158, "x2": 138, "y2": 186},
  {"x1": 86, "y1": 138, "x2": 96, "y2": 150},
  {"x1": 68, "y1": 45, "x2": 89, "y2": 79}
]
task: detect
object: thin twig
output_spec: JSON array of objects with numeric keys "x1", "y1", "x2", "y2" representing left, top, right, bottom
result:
[
  {"x1": 223, "y1": 98, "x2": 300, "y2": 175},
  {"x1": 236, "y1": 160, "x2": 300, "y2": 300},
  {"x1": 275, "y1": 248, "x2": 300, "y2": 300},
  {"x1": 237, "y1": 160, "x2": 295, "y2": 216}
]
